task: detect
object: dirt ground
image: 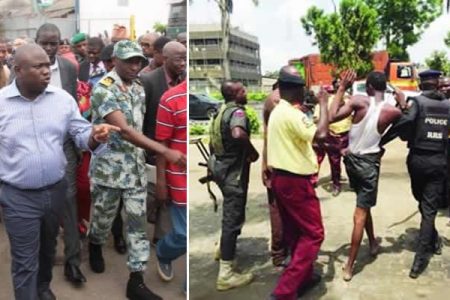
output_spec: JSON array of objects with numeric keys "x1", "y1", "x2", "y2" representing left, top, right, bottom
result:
[{"x1": 189, "y1": 138, "x2": 450, "y2": 300}]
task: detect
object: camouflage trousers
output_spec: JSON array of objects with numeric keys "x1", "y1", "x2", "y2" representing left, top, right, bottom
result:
[{"x1": 89, "y1": 183, "x2": 150, "y2": 272}]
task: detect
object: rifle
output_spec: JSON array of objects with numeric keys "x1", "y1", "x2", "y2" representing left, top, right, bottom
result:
[{"x1": 189, "y1": 138, "x2": 218, "y2": 212}]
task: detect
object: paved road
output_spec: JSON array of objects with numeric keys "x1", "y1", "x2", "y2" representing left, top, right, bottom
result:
[
  {"x1": 0, "y1": 221, "x2": 186, "y2": 300},
  {"x1": 189, "y1": 138, "x2": 450, "y2": 300}
]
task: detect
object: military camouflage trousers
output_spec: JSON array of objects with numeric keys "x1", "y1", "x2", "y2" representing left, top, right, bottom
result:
[{"x1": 89, "y1": 183, "x2": 150, "y2": 272}]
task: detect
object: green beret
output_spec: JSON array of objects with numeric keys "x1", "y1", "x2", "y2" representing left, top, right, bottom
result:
[{"x1": 71, "y1": 33, "x2": 87, "y2": 45}]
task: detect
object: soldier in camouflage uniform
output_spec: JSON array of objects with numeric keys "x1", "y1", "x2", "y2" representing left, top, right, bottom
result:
[
  {"x1": 209, "y1": 80, "x2": 259, "y2": 291},
  {"x1": 88, "y1": 40, "x2": 186, "y2": 300}
]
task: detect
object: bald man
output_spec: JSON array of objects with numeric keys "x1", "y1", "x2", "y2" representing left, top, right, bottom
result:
[
  {"x1": 0, "y1": 44, "x2": 118, "y2": 300},
  {"x1": 139, "y1": 32, "x2": 159, "y2": 69},
  {"x1": 261, "y1": 85, "x2": 288, "y2": 268},
  {"x1": 141, "y1": 40, "x2": 187, "y2": 249},
  {"x1": 176, "y1": 32, "x2": 187, "y2": 47},
  {"x1": 210, "y1": 80, "x2": 259, "y2": 290}
]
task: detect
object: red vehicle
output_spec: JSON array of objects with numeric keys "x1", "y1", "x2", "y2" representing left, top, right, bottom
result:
[{"x1": 289, "y1": 51, "x2": 418, "y2": 92}]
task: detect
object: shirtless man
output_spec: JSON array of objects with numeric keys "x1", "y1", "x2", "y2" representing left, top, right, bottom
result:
[
  {"x1": 262, "y1": 84, "x2": 288, "y2": 268},
  {"x1": 329, "y1": 70, "x2": 403, "y2": 281}
]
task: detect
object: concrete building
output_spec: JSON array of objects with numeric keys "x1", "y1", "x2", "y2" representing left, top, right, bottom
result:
[
  {"x1": 0, "y1": 0, "x2": 75, "y2": 40},
  {"x1": 189, "y1": 23, "x2": 261, "y2": 93},
  {"x1": 166, "y1": 0, "x2": 187, "y2": 39}
]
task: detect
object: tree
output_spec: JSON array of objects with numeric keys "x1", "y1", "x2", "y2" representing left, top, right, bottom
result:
[
  {"x1": 425, "y1": 50, "x2": 450, "y2": 75},
  {"x1": 215, "y1": 0, "x2": 258, "y2": 79},
  {"x1": 365, "y1": 0, "x2": 442, "y2": 61},
  {"x1": 445, "y1": 31, "x2": 450, "y2": 48},
  {"x1": 153, "y1": 22, "x2": 167, "y2": 35},
  {"x1": 301, "y1": 0, "x2": 380, "y2": 77}
]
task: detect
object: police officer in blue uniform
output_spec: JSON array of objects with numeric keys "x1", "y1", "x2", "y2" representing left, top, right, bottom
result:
[{"x1": 381, "y1": 70, "x2": 449, "y2": 278}]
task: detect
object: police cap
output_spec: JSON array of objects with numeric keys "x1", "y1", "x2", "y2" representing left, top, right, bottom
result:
[
  {"x1": 419, "y1": 70, "x2": 442, "y2": 81},
  {"x1": 277, "y1": 66, "x2": 305, "y2": 86}
]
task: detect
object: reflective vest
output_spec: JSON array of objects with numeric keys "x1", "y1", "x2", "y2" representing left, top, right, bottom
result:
[{"x1": 209, "y1": 102, "x2": 242, "y2": 157}]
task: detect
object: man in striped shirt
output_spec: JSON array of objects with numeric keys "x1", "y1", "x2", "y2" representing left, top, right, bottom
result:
[{"x1": 154, "y1": 80, "x2": 187, "y2": 290}]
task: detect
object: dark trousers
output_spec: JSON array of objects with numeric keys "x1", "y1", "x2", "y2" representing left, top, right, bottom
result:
[
  {"x1": 219, "y1": 163, "x2": 250, "y2": 261},
  {"x1": 271, "y1": 171, "x2": 324, "y2": 300},
  {"x1": 267, "y1": 188, "x2": 287, "y2": 266},
  {"x1": 312, "y1": 132, "x2": 349, "y2": 188},
  {"x1": 0, "y1": 180, "x2": 66, "y2": 300},
  {"x1": 61, "y1": 140, "x2": 81, "y2": 266},
  {"x1": 407, "y1": 151, "x2": 446, "y2": 258}
]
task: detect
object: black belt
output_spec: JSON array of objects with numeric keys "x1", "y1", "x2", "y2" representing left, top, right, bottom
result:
[{"x1": 0, "y1": 179, "x2": 63, "y2": 192}]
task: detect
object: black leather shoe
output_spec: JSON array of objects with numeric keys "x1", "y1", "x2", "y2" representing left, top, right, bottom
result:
[
  {"x1": 434, "y1": 236, "x2": 443, "y2": 255},
  {"x1": 114, "y1": 235, "x2": 127, "y2": 254},
  {"x1": 89, "y1": 242, "x2": 105, "y2": 273},
  {"x1": 126, "y1": 272, "x2": 162, "y2": 300},
  {"x1": 38, "y1": 289, "x2": 56, "y2": 300},
  {"x1": 409, "y1": 256, "x2": 429, "y2": 279},
  {"x1": 64, "y1": 262, "x2": 87, "y2": 284}
]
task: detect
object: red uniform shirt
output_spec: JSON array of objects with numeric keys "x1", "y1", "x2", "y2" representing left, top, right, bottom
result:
[{"x1": 155, "y1": 81, "x2": 187, "y2": 205}]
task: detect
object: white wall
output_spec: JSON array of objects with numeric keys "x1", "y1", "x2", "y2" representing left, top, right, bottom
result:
[{"x1": 79, "y1": 0, "x2": 170, "y2": 38}]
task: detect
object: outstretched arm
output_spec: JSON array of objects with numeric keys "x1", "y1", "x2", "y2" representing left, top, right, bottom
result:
[{"x1": 329, "y1": 70, "x2": 356, "y2": 123}]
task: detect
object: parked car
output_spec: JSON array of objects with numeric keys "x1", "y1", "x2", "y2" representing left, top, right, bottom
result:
[
  {"x1": 189, "y1": 93, "x2": 220, "y2": 120},
  {"x1": 352, "y1": 80, "x2": 420, "y2": 106}
]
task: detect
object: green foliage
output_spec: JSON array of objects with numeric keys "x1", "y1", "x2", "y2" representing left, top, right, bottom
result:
[
  {"x1": 153, "y1": 22, "x2": 167, "y2": 35},
  {"x1": 425, "y1": 51, "x2": 450, "y2": 75},
  {"x1": 245, "y1": 106, "x2": 260, "y2": 134},
  {"x1": 445, "y1": 31, "x2": 450, "y2": 48},
  {"x1": 189, "y1": 123, "x2": 208, "y2": 135},
  {"x1": 365, "y1": 0, "x2": 442, "y2": 61},
  {"x1": 247, "y1": 92, "x2": 268, "y2": 102},
  {"x1": 301, "y1": 0, "x2": 380, "y2": 77},
  {"x1": 208, "y1": 92, "x2": 267, "y2": 102},
  {"x1": 209, "y1": 91, "x2": 224, "y2": 100}
]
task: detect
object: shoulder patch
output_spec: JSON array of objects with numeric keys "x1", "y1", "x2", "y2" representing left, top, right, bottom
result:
[
  {"x1": 233, "y1": 109, "x2": 245, "y2": 118},
  {"x1": 99, "y1": 76, "x2": 115, "y2": 87}
]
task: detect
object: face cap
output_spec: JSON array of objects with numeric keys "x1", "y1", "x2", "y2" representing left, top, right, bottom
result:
[{"x1": 113, "y1": 40, "x2": 146, "y2": 60}]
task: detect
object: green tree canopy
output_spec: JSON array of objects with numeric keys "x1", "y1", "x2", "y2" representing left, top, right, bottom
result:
[
  {"x1": 425, "y1": 50, "x2": 450, "y2": 75},
  {"x1": 365, "y1": 0, "x2": 442, "y2": 61},
  {"x1": 445, "y1": 31, "x2": 450, "y2": 48},
  {"x1": 301, "y1": 0, "x2": 380, "y2": 77},
  {"x1": 153, "y1": 22, "x2": 167, "y2": 35}
]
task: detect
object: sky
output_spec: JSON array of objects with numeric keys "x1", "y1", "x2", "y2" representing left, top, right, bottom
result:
[{"x1": 189, "y1": 0, "x2": 450, "y2": 73}]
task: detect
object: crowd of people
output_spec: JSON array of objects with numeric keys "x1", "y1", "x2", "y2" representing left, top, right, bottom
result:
[
  {"x1": 209, "y1": 62, "x2": 450, "y2": 299},
  {"x1": 0, "y1": 23, "x2": 187, "y2": 300}
]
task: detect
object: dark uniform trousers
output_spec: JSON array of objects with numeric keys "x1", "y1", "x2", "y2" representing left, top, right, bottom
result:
[
  {"x1": 407, "y1": 150, "x2": 446, "y2": 257},
  {"x1": 219, "y1": 161, "x2": 250, "y2": 261},
  {"x1": 0, "y1": 179, "x2": 67, "y2": 300},
  {"x1": 60, "y1": 139, "x2": 81, "y2": 266}
]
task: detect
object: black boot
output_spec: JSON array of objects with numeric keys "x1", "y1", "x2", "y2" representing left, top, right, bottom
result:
[
  {"x1": 409, "y1": 254, "x2": 430, "y2": 279},
  {"x1": 126, "y1": 272, "x2": 162, "y2": 300},
  {"x1": 89, "y1": 242, "x2": 105, "y2": 273},
  {"x1": 114, "y1": 235, "x2": 127, "y2": 254}
]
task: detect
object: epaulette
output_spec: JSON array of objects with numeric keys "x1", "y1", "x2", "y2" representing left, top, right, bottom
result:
[{"x1": 99, "y1": 76, "x2": 115, "y2": 87}]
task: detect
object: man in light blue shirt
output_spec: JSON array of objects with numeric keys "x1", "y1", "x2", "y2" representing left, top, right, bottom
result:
[{"x1": 0, "y1": 44, "x2": 119, "y2": 300}]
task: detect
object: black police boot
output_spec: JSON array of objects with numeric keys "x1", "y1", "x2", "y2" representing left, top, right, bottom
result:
[
  {"x1": 126, "y1": 272, "x2": 162, "y2": 300},
  {"x1": 114, "y1": 235, "x2": 127, "y2": 254},
  {"x1": 89, "y1": 242, "x2": 105, "y2": 273},
  {"x1": 434, "y1": 235, "x2": 443, "y2": 255},
  {"x1": 409, "y1": 255, "x2": 429, "y2": 279}
]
